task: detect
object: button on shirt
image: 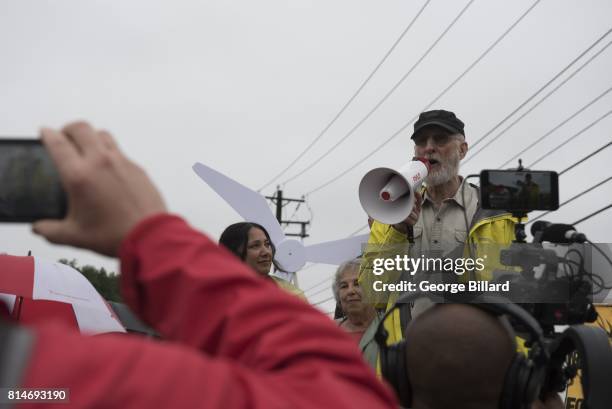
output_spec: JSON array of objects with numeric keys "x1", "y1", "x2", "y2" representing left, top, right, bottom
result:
[
  {"x1": 409, "y1": 178, "x2": 479, "y2": 318},
  {"x1": 412, "y1": 178, "x2": 479, "y2": 258}
]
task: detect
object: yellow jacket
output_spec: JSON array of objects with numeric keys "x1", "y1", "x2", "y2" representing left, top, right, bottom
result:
[{"x1": 361, "y1": 208, "x2": 517, "y2": 345}]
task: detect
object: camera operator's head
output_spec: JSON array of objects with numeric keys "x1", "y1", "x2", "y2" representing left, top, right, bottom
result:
[
  {"x1": 405, "y1": 304, "x2": 515, "y2": 409},
  {"x1": 376, "y1": 296, "x2": 551, "y2": 409}
]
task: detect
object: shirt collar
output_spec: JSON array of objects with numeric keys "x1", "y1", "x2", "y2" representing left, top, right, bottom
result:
[{"x1": 422, "y1": 176, "x2": 476, "y2": 209}]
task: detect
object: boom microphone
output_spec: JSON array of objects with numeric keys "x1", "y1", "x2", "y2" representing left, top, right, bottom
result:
[
  {"x1": 358, "y1": 158, "x2": 430, "y2": 225},
  {"x1": 542, "y1": 224, "x2": 587, "y2": 244},
  {"x1": 533, "y1": 221, "x2": 587, "y2": 244},
  {"x1": 531, "y1": 221, "x2": 552, "y2": 243}
]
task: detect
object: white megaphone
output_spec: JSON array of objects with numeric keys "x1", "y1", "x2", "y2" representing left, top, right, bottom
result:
[{"x1": 359, "y1": 158, "x2": 430, "y2": 225}]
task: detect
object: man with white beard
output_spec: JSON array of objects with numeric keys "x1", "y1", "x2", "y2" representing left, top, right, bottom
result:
[
  {"x1": 390, "y1": 110, "x2": 476, "y2": 260},
  {"x1": 361, "y1": 110, "x2": 517, "y2": 347}
]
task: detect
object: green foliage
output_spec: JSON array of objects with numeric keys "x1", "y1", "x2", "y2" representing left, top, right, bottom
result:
[{"x1": 58, "y1": 259, "x2": 122, "y2": 302}]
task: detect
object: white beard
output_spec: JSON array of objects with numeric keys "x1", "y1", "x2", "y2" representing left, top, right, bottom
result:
[{"x1": 426, "y1": 149, "x2": 460, "y2": 186}]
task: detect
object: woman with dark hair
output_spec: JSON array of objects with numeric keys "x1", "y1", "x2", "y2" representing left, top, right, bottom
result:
[{"x1": 219, "y1": 222, "x2": 305, "y2": 299}]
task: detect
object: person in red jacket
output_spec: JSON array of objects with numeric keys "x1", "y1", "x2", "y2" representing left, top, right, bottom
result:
[{"x1": 1, "y1": 122, "x2": 397, "y2": 409}]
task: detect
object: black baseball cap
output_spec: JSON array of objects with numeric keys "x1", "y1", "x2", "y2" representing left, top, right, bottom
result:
[{"x1": 411, "y1": 109, "x2": 465, "y2": 139}]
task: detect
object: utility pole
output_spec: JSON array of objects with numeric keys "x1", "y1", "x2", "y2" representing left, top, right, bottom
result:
[
  {"x1": 265, "y1": 187, "x2": 310, "y2": 286},
  {"x1": 265, "y1": 187, "x2": 310, "y2": 239}
]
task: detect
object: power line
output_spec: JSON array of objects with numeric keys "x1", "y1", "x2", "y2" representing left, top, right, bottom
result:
[
  {"x1": 518, "y1": 140, "x2": 612, "y2": 225},
  {"x1": 348, "y1": 27, "x2": 612, "y2": 236},
  {"x1": 306, "y1": 284, "x2": 333, "y2": 298},
  {"x1": 301, "y1": 268, "x2": 334, "y2": 293},
  {"x1": 466, "y1": 36, "x2": 612, "y2": 165},
  {"x1": 494, "y1": 84, "x2": 612, "y2": 168},
  {"x1": 299, "y1": 263, "x2": 317, "y2": 272},
  {"x1": 304, "y1": 223, "x2": 370, "y2": 293},
  {"x1": 468, "y1": 27, "x2": 612, "y2": 153},
  {"x1": 305, "y1": 0, "x2": 542, "y2": 196},
  {"x1": 303, "y1": 277, "x2": 332, "y2": 294},
  {"x1": 303, "y1": 221, "x2": 369, "y2": 292},
  {"x1": 266, "y1": 189, "x2": 310, "y2": 238},
  {"x1": 527, "y1": 107, "x2": 612, "y2": 167},
  {"x1": 311, "y1": 295, "x2": 335, "y2": 307},
  {"x1": 559, "y1": 140, "x2": 612, "y2": 176},
  {"x1": 281, "y1": 0, "x2": 475, "y2": 185},
  {"x1": 303, "y1": 277, "x2": 334, "y2": 295},
  {"x1": 529, "y1": 175, "x2": 612, "y2": 224},
  {"x1": 349, "y1": 223, "x2": 369, "y2": 237},
  {"x1": 573, "y1": 203, "x2": 612, "y2": 226},
  {"x1": 285, "y1": 197, "x2": 304, "y2": 225},
  {"x1": 257, "y1": 0, "x2": 432, "y2": 191},
  {"x1": 304, "y1": 196, "x2": 314, "y2": 233}
]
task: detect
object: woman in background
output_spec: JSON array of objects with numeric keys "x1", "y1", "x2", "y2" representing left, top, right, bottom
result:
[
  {"x1": 333, "y1": 259, "x2": 380, "y2": 368},
  {"x1": 219, "y1": 222, "x2": 305, "y2": 299}
]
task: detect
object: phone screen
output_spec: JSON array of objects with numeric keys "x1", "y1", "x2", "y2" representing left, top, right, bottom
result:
[
  {"x1": 0, "y1": 139, "x2": 67, "y2": 222},
  {"x1": 480, "y1": 170, "x2": 559, "y2": 211}
]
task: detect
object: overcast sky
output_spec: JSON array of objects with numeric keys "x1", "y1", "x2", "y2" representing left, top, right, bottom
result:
[{"x1": 1, "y1": 0, "x2": 611, "y2": 314}]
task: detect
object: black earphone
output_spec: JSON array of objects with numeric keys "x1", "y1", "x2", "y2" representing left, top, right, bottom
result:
[{"x1": 374, "y1": 292, "x2": 550, "y2": 409}]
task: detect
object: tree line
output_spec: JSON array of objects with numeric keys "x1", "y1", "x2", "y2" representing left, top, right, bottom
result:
[{"x1": 59, "y1": 259, "x2": 122, "y2": 302}]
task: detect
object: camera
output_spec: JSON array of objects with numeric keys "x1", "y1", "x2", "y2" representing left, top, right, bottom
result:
[
  {"x1": 480, "y1": 169, "x2": 559, "y2": 212},
  {"x1": 480, "y1": 166, "x2": 612, "y2": 408},
  {"x1": 0, "y1": 139, "x2": 67, "y2": 222},
  {"x1": 479, "y1": 167, "x2": 608, "y2": 331}
]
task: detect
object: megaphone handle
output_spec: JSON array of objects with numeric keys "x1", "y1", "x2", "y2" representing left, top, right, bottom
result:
[{"x1": 406, "y1": 225, "x2": 415, "y2": 244}]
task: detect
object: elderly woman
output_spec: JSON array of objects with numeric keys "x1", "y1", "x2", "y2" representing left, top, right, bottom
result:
[
  {"x1": 333, "y1": 259, "x2": 380, "y2": 367},
  {"x1": 219, "y1": 221, "x2": 305, "y2": 299}
]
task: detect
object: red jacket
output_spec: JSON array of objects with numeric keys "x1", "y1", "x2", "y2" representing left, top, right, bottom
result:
[{"x1": 17, "y1": 215, "x2": 397, "y2": 408}]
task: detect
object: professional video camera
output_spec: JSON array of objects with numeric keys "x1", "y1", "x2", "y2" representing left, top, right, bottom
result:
[
  {"x1": 490, "y1": 221, "x2": 605, "y2": 334},
  {"x1": 480, "y1": 164, "x2": 612, "y2": 408},
  {"x1": 480, "y1": 166, "x2": 610, "y2": 330}
]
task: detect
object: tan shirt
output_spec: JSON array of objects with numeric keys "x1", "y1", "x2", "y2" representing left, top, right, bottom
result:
[
  {"x1": 411, "y1": 178, "x2": 479, "y2": 258},
  {"x1": 410, "y1": 178, "x2": 478, "y2": 317}
]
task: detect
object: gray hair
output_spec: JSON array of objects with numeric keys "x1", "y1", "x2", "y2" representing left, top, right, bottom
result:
[{"x1": 332, "y1": 258, "x2": 363, "y2": 302}]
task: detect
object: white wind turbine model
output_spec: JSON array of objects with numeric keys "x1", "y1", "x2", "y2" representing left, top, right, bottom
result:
[{"x1": 193, "y1": 162, "x2": 369, "y2": 274}]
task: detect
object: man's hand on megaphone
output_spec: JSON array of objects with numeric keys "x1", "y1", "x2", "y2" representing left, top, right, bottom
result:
[{"x1": 392, "y1": 191, "x2": 422, "y2": 234}]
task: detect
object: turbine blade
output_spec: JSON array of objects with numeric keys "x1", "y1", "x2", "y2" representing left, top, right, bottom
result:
[
  {"x1": 303, "y1": 234, "x2": 369, "y2": 265},
  {"x1": 193, "y1": 162, "x2": 285, "y2": 244}
]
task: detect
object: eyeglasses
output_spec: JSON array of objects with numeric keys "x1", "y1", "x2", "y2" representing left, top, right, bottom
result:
[{"x1": 413, "y1": 132, "x2": 457, "y2": 147}]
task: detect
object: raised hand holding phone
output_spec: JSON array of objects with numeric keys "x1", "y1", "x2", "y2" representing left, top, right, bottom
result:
[{"x1": 32, "y1": 122, "x2": 167, "y2": 256}]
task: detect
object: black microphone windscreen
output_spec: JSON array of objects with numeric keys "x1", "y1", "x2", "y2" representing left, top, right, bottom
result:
[
  {"x1": 540, "y1": 224, "x2": 576, "y2": 244},
  {"x1": 530, "y1": 220, "x2": 551, "y2": 237}
]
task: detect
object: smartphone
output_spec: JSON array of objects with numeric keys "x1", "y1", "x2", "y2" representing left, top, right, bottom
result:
[
  {"x1": 0, "y1": 139, "x2": 67, "y2": 222},
  {"x1": 480, "y1": 169, "x2": 559, "y2": 211}
]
